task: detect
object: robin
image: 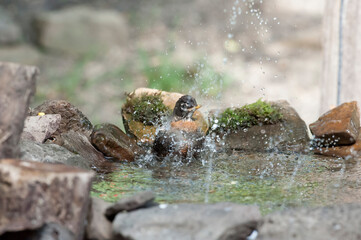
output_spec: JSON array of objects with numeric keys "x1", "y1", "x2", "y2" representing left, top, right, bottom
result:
[{"x1": 152, "y1": 95, "x2": 205, "y2": 160}]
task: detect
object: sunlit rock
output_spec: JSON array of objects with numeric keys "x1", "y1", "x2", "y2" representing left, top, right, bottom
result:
[
  {"x1": 90, "y1": 123, "x2": 145, "y2": 162},
  {"x1": 121, "y1": 88, "x2": 208, "y2": 144},
  {"x1": 21, "y1": 114, "x2": 61, "y2": 143},
  {"x1": 310, "y1": 101, "x2": 360, "y2": 146},
  {"x1": 0, "y1": 159, "x2": 94, "y2": 239},
  {"x1": 210, "y1": 100, "x2": 310, "y2": 153},
  {"x1": 0, "y1": 61, "x2": 38, "y2": 159},
  {"x1": 112, "y1": 203, "x2": 260, "y2": 240},
  {"x1": 258, "y1": 203, "x2": 361, "y2": 240}
]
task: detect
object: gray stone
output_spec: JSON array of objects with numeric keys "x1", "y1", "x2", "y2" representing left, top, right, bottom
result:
[
  {"x1": 20, "y1": 140, "x2": 92, "y2": 170},
  {"x1": 21, "y1": 114, "x2": 61, "y2": 143},
  {"x1": 212, "y1": 100, "x2": 310, "y2": 153},
  {"x1": 0, "y1": 7, "x2": 22, "y2": 45},
  {"x1": 112, "y1": 203, "x2": 260, "y2": 240},
  {"x1": 0, "y1": 61, "x2": 38, "y2": 159},
  {"x1": 33, "y1": 6, "x2": 128, "y2": 56},
  {"x1": 86, "y1": 197, "x2": 113, "y2": 240},
  {"x1": 258, "y1": 203, "x2": 361, "y2": 240},
  {"x1": 0, "y1": 159, "x2": 94, "y2": 240},
  {"x1": 105, "y1": 191, "x2": 156, "y2": 221}
]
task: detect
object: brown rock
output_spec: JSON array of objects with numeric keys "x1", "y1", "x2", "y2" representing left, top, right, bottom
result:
[
  {"x1": 310, "y1": 101, "x2": 360, "y2": 146},
  {"x1": 90, "y1": 123, "x2": 145, "y2": 162},
  {"x1": 0, "y1": 159, "x2": 94, "y2": 240},
  {"x1": 314, "y1": 128, "x2": 361, "y2": 158},
  {"x1": 212, "y1": 100, "x2": 310, "y2": 153},
  {"x1": 0, "y1": 62, "x2": 38, "y2": 159},
  {"x1": 122, "y1": 88, "x2": 208, "y2": 144},
  {"x1": 29, "y1": 100, "x2": 93, "y2": 140},
  {"x1": 21, "y1": 114, "x2": 61, "y2": 143},
  {"x1": 86, "y1": 197, "x2": 113, "y2": 240}
]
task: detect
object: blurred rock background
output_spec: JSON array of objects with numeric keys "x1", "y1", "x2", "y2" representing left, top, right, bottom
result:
[{"x1": 0, "y1": 0, "x2": 325, "y2": 127}]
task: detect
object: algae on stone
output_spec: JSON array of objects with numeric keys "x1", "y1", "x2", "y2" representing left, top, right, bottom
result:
[
  {"x1": 212, "y1": 99, "x2": 283, "y2": 131},
  {"x1": 123, "y1": 93, "x2": 172, "y2": 126}
]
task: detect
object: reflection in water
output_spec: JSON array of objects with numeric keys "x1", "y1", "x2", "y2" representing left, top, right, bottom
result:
[{"x1": 92, "y1": 152, "x2": 361, "y2": 214}]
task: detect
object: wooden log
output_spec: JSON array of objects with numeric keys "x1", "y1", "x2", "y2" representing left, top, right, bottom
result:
[
  {"x1": 0, "y1": 159, "x2": 94, "y2": 240},
  {"x1": 0, "y1": 62, "x2": 38, "y2": 159}
]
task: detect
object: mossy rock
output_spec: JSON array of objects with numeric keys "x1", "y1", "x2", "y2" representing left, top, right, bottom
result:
[{"x1": 122, "y1": 88, "x2": 208, "y2": 144}]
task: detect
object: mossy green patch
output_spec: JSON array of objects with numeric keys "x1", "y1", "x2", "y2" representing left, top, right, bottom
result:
[
  {"x1": 212, "y1": 99, "x2": 283, "y2": 131},
  {"x1": 123, "y1": 93, "x2": 172, "y2": 126}
]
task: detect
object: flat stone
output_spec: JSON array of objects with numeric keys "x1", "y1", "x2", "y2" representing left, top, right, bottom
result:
[
  {"x1": 86, "y1": 197, "x2": 113, "y2": 240},
  {"x1": 21, "y1": 114, "x2": 61, "y2": 143},
  {"x1": 310, "y1": 101, "x2": 360, "y2": 146},
  {"x1": 211, "y1": 100, "x2": 310, "y2": 153},
  {"x1": 258, "y1": 203, "x2": 361, "y2": 240},
  {"x1": 105, "y1": 191, "x2": 156, "y2": 221},
  {"x1": 112, "y1": 203, "x2": 260, "y2": 240},
  {"x1": 0, "y1": 159, "x2": 94, "y2": 239},
  {"x1": 313, "y1": 128, "x2": 361, "y2": 158},
  {"x1": 20, "y1": 140, "x2": 92, "y2": 170},
  {"x1": 0, "y1": 61, "x2": 38, "y2": 159}
]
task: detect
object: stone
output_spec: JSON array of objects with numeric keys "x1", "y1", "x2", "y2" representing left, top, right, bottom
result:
[
  {"x1": 21, "y1": 114, "x2": 61, "y2": 143},
  {"x1": 257, "y1": 203, "x2": 361, "y2": 240},
  {"x1": 29, "y1": 100, "x2": 93, "y2": 140},
  {"x1": 122, "y1": 88, "x2": 208, "y2": 144},
  {"x1": 313, "y1": 128, "x2": 361, "y2": 158},
  {"x1": 310, "y1": 101, "x2": 360, "y2": 146},
  {"x1": 20, "y1": 140, "x2": 92, "y2": 170},
  {"x1": 0, "y1": 61, "x2": 38, "y2": 159},
  {"x1": 112, "y1": 203, "x2": 260, "y2": 240},
  {"x1": 0, "y1": 223, "x2": 74, "y2": 240},
  {"x1": 105, "y1": 191, "x2": 156, "y2": 221},
  {"x1": 33, "y1": 6, "x2": 128, "y2": 56},
  {"x1": 212, "y1": 100, "x2": 310, "y2": 153},
  {"x1": 0, "y1": 7, "x2": 22, "y2": 45},
  {"x1": 85, "y1": 197, "x2": 113, "y2": 240},
  {"x1": 90, "y1": 123, "x2": 145, "y2": 162},
  {"x1": 0, "y1": 159, "x2": 94, "y2": 240},
  {"x1": 52, "y1": 130, "x2": 115, "y2": 172}
]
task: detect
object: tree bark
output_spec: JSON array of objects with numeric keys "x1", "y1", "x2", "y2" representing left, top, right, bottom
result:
[{"x1": 0, "y1": 62, "x2": 38, "y2": 159}]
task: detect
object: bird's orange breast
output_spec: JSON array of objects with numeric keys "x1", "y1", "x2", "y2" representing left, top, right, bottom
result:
[{"x1": 170, "y1": 120, "x2": 199, "y2": 132}]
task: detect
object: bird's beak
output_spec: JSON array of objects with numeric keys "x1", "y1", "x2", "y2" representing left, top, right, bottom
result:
[{"x1": 195, "y1": 105, "x2": 201, "y2": 109}]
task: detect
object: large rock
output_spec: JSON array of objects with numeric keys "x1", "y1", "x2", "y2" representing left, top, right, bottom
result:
[
  {"x1": 33, "y1": 6, "x2": 128, "y2": 56},
  {"x1": 112, "y1": 203, "x2": 260, "y2": 240},
  {"x1": 29, "y1": 100, "x2": 93, "y2": 139},
  {"x1": 0, "y1": 7, "x2": 22, "y2": 45},
  {"x1": 21, "y1": 114, "x2": 61, "y2": 143},
  {"x1": 85, "y1": 197, "x2": 113, "y2": 240},
  {"x1": 0, "y1": 159, "x2": 94, "y2": 240},
  {"x1": 258, "y1": 203, "x2": 361, "y2": 240},
  {"x1": 90, "y1": 123, "x2": 145, "y2": 162},
  {"x1": 212, "y1": 100, "x2": 310, "y2": 153},
  {"x1": 0, "y1": 62, "x2": 38, "y2": 159},
  {"x1": 310, "y1": 101, "x2": 360, "y2": 146},
  {"x1": 105, "y1": 191, "x2": 156, "y2": 221},
  {"x1": 122, "y1": 88, "x2": 208, "y2": 144},
  {"x1": 20, "y1": 140, "x2": 92, "y2": 170}
]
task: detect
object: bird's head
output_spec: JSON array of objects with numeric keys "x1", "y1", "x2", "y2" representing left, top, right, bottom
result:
[{"x1": 173, "y1": 95, "x2": 201, "y2": 121}]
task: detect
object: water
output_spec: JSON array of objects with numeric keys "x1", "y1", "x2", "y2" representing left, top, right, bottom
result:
[{"x1": 91, "y1": 151, "x2": 361, "y2": 215}]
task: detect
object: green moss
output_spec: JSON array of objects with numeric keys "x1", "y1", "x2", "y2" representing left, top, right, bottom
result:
[
  {"x1": 123, "y1": 93, "x2": 172, "y2": 126},
  {"x1": 213, "y1": 99, "x2": 283, "y2": 131}
]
